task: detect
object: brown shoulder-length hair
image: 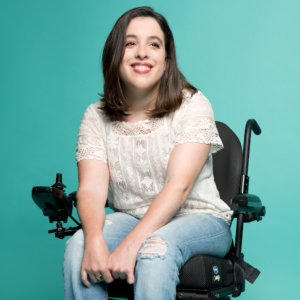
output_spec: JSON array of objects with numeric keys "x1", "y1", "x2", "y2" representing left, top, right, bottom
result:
[{"x1": 100, "y1": 6, "x2": 197, "y2": 121}]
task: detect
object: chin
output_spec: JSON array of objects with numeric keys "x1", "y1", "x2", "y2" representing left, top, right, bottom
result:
[
  {"x1": 135, "y1": 85, "x2": 159, "y2": 93},
  {"x1": 128, "y1": 80, "x2": 159, "y2": 91}
]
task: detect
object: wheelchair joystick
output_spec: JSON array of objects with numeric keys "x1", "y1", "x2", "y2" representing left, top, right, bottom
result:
[{"x1": 52, "y1": 173, "x2": 66, "y2": 190}]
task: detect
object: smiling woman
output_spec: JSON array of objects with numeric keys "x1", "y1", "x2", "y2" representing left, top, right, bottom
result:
[
  {"x1": 63, "y1": 6, "x2": 233, "y2": 300},
  {"x1": 100, "y1": 7, "x2": 197, "y2": 122},
  {"x1": 119, "y1": 17, "x2": 167, "y2": 102}
]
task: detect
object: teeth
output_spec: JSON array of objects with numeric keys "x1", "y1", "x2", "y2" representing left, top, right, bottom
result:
[{"x1": 133, "y1": 65, "x2": 151, "y2": 71}]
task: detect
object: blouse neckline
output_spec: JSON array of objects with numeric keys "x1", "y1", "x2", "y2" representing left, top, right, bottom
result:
[
  {"x1": 111, "y1": 117, "x2": 165, "y2": 136},
  {"x1": 112, "y1": 118, "x2": 158, "y2": 126}
]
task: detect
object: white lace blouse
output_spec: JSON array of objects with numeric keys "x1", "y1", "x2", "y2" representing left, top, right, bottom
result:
[{"x1": 76, "y1": 90, "x2": 233, "y2": 224}]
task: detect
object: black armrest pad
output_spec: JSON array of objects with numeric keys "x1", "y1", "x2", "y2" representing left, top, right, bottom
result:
[{"x1": 231, "y1": 194, "x2": 266, "y2": 222}]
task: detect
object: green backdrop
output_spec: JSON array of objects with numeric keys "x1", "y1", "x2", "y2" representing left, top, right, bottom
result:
[{"x1": 1, "y1": 0, "x2": 299, "y2": 299}]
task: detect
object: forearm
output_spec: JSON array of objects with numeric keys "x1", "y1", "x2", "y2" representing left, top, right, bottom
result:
[{"x1": 77, "y1": 188, "x2": 107, "y2": 242}]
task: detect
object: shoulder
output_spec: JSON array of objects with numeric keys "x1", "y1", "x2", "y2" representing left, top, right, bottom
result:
[
  {"x1": 182, "y1": 89, "x2": 212, "y2": 106},
  {"x1": 78, "y1": 100, "x2": 110, "y2": 137},
  {"x1": 82, "y1": 100, "x2": 110, "y2": 125},
  {"x1": 174, "y1": 89, "x2": 214, "y2": 119},
  {"x1": 170, "y1": 90, "x2": 223, "y2": 153}
]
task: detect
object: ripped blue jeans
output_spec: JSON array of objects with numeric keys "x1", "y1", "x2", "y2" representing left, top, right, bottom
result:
[{"x1": 63, "y1": 212, "x2": 232, "y2": 300}]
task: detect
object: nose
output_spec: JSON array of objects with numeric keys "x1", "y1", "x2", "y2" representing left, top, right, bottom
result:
[{"x1": 135, "y1": 44, "x2": 148, "y2": 60}]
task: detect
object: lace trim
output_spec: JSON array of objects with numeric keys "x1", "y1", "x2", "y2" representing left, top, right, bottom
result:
[
  {"x1": 174, "y1": 117, "x2": 223, "y2": 154},
  {"x1": 76, "y1": 123, "x2": 107, "y2": 163},
  {"x1": 111, "y1": 117, "x2": 164, "y2": 136},
  {"x1": 76, "y1": 147, "x2": 107, "y2": 163}
]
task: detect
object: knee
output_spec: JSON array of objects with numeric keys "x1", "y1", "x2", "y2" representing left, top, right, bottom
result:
[
  {"x1": 136, "y1": 235, "x2": 182, "y2": 276},
  {"x1": 134, "y1": 236, "x2": 179, "y2": 299},
  {"x1": 135, "y1": 236, "x2": 170, "y2": 282},
  {"x1": 139, "y1": 236, "x2": 167, "y2": 260}
]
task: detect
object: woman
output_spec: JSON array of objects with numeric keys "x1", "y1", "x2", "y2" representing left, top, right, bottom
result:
[{"x1": 64, "y1": 6, "x2": 233, "y2": 300}]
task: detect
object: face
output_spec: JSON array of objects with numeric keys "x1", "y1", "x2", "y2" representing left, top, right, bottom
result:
[{"x1": 119, "y1": 17, "x2": 167, "y2": 95}]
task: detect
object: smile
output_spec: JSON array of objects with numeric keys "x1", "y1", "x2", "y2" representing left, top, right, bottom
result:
[{"x1": 131, "y1": 63, "x2": 153, "y2": 74}]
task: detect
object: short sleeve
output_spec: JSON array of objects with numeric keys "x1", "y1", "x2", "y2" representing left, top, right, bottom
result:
[
  {"x1": 76, "y1": 102, "x2": 108, "y2": 163},
  {"x1": 172, "y1": 90, "x2": 223, "y2": 154}
]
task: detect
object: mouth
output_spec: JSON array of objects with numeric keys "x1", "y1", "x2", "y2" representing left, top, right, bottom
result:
[{"x1": 131, "y1": 63, "x2": 153, "y2": 74}]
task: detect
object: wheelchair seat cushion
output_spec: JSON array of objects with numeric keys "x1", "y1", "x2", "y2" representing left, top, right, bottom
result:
[{"x1": 177, "y1": 255, "x2": 234, "y2": 290}]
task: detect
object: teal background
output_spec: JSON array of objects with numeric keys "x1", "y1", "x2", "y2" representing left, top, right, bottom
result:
[{"x1": 1, "y1": 0, "x2": 299, "y2": 299}]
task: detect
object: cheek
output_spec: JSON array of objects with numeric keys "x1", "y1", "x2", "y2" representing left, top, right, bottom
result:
[
  {"x1": 155, "y1": 52, "x2": 167, "y2": 71},
  {"x1": 119, "y1": 54, "x2": 130, "y2": 76},
  {"x1": 120, "y1": 51, "x2": 130, "y2": 69},
  {"x1": 119, "y1": 63, "x2": 129, "y2": 83},
  {"x1": 122, "y1": 51, "x2": 130, "y2": 61}
]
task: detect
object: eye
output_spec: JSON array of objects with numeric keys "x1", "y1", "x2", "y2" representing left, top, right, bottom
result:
[
  {"x1": 150, "y1": 42, "x2": 160, "y2": 48},
  {"x1": 126, "y1": 41, "x2": 136, "y2": 47}
]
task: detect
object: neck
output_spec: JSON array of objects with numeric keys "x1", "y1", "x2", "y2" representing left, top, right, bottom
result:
[{"x1": 123, "y1": 85, "x2": 159, "y2": 114}]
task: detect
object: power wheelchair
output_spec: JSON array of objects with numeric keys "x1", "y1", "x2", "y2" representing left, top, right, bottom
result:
[{"x1": 32, "y1": 119, "x2": 265, "y2": 300}]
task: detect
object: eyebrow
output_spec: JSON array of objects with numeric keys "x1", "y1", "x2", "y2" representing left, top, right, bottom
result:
[{"x1": 126, "y1": 34, "x2": 164, "y2": 45}]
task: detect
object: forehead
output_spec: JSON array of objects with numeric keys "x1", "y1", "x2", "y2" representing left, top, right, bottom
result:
[{"x1": 126, "y1": 17, "x2": 164, "y2": 41}]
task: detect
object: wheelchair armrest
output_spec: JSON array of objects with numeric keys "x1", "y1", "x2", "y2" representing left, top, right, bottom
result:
[{"x1": 231, "y1": 194, "x2": 266, "y2": 222}]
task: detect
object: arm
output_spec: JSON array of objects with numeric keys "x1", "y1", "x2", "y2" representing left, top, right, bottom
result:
[
  {"x1": 108, "y1": 142, "x2": 211, "y2": 283},
  {"x1": 74, "y1": 104, "x2": 114, "y2": 286},
  {"x1": 77, "y1": 159, "x2": 114, "y2": 286}
]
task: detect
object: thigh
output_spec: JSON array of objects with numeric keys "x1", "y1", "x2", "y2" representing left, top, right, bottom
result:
[
  {"x1": 102, "y1": 212, "x2": 140, "y2": 252},
  {"x1": 141, "y1": 213, "x2": 232, "y2": 266},
  {"x1": 133, "y1": 214, "x2": 232, "y2": 300},
  {"x1": 64, "y1": 212, "x2": 139, "y2": 261}
]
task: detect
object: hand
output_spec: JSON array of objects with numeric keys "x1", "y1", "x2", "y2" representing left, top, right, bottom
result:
[
  {"x1": 108, "y1": 240, "x2": 140, "y2": 284},
  {"x1": 81, "y1": 237, "x2": 114, "y2": 287}
]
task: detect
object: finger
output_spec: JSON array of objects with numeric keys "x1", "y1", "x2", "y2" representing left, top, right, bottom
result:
[
  {"x1": 112, "y1": 271, "x2": 120, "y2": 280},
  {"x1": 81, "y1": 270, "x2": 91, "y2": 287},
  {"x1": 87, "y1": 270, "x2": 98, "y2": 283},
  {"x1": 112, "y1": 270, "x2": 126, "y2": 280},
  {"x1": 126, "y1": 271, "x2": 134, "y2": 285},
  {"x1": 119, "y1": 272, "x2": 127, "y2": 280},
  {"x1": 93, "y1": 272, "x2": 104, "y2": 282},
  {"x1": 102, "y1": 269, "x2": 114, "y2": 283}
]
